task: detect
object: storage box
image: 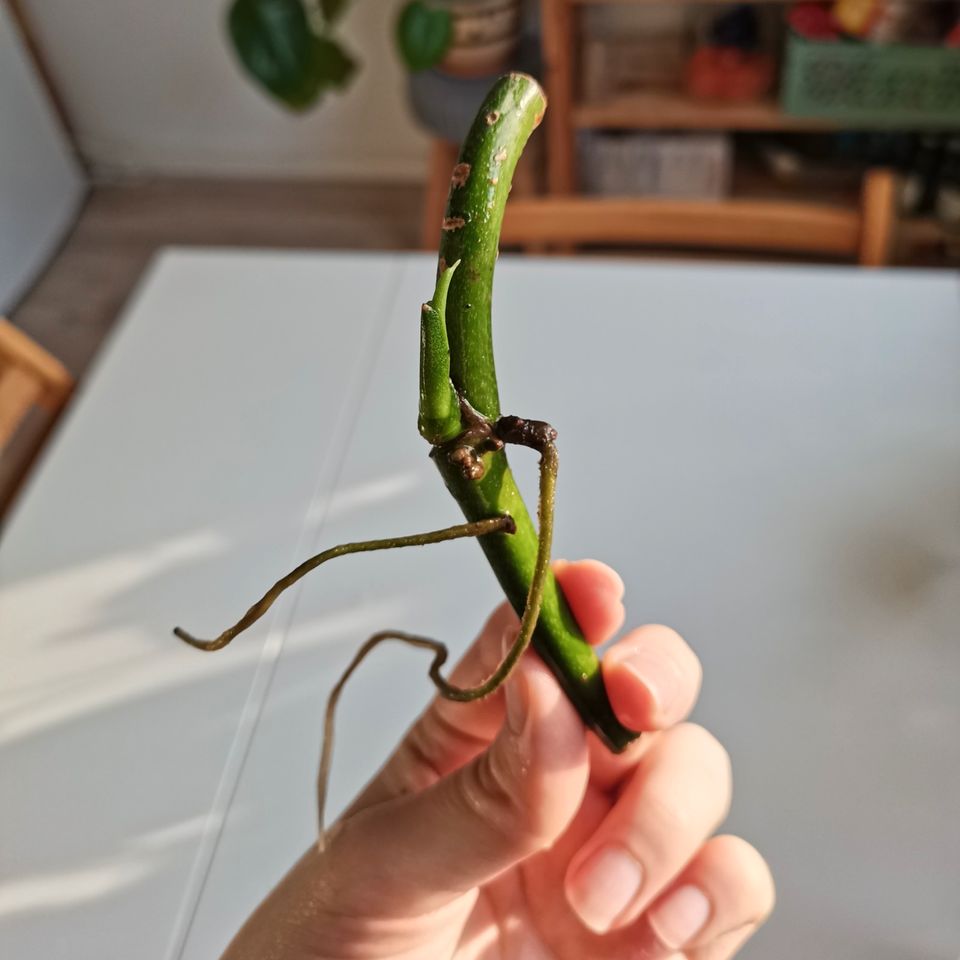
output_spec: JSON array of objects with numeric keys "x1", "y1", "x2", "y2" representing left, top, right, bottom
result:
[
  {"x1": 781, "y1": 32, "x2": 960, "y2": 126},
  {"x1": 579, "y1": 132, "x2": 732, "y2": 199},
  {"x1": 581, "y1": 35, "x2": 689, "y2": 102}
]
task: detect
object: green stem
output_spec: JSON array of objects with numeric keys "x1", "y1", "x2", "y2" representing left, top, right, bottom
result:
[
  {"x1": 435, "y1": 74, "x2": 544, "y2": 420},
  {"x1": 316, "y1": 439, "x2": 557, "y2": 848},
  {"x1": 418, "y1": 260, "x2": 462, "y2": 444},
  {"x1": 429, "y1": 73, "x2": 638, "y2": 753},
  {"x1": 434, "y1": 432, "x2": 556, "y2": 702}
]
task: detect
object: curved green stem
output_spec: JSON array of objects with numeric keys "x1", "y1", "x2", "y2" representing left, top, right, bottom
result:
[
  {"x1": 173, "y1": 515, "x2": 515, "y2": 651},
  {"x1": 434, "y1": 74, "x2": 545, "y2": 420},
  {"x1": 427, "y1": 74, "x2": 638, "y2": 752}
]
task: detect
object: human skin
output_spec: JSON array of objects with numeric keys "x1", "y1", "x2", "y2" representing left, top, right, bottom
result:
[{"x1": 222, "y1": 559, "x2": 775, "y2": 960}]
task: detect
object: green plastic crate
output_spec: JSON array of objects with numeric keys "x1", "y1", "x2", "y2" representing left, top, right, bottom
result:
[{"x1": 781, "y1": 32, "x2": 960, "y2": 127}]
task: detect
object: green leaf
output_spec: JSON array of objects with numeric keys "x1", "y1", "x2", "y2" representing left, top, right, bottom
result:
[
  {"x1": 228, "y1": 0, "x2": 324, "y2": 109},
  {"x1": 227, "y1": 0, "x2": 356, "y2": 109},
  {"x1": 396, "y1": 1, "x2": 452, "y2": 72},
  {"x1": 319, "y1": 0, "x2": 350, "y2": 23},
  {"x1": 313, "y1": 34, "x2": 355, "y2": 89}
]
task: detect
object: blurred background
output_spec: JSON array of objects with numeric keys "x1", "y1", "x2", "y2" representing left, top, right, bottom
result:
[
  {"x1": 2, "y1": 0, "x2": 959, "y2": 502},
  {"x1": 2, "y1": 5, "x2": 959, "y2": 958}
]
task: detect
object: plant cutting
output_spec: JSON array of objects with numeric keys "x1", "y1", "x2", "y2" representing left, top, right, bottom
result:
[{"x1": 174, "y1": 72, "x2": 639, "y2": 842}]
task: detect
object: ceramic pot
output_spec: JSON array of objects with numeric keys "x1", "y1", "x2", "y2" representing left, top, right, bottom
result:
[{"x1": 438, "y1": 0, "x2": 521, "y2": 77}]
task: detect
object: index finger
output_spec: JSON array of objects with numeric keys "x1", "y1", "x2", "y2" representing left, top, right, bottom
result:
[{"x1": 348, "y1": 559, "x2": 627, "y2": 815}]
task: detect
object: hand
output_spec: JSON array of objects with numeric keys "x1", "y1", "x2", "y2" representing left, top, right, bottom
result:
[{"x1": 223, "y1": 560, "x2": 774, "y2": 959}]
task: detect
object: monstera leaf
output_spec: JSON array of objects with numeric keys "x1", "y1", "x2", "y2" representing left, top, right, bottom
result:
[{"x1": 228, "y1": 0, "x2": 355, "y2": 110}]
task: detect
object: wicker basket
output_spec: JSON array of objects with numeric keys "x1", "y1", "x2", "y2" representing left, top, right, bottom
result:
[{"x1": 781, "y1": 32, "x2": 960, "y2": 126}]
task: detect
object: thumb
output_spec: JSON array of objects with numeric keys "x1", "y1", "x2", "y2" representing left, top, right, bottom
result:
[{"x1": 323, "y1": 652, "x2": 590, "y2": 918}]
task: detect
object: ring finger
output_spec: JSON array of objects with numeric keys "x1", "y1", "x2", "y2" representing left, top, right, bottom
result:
[
  {"x1": 626, "y1": 834, "x2": 775, "y2": 958},
  {"x1": 564, "y1": 722, "x2": 732, "y2": 935}
]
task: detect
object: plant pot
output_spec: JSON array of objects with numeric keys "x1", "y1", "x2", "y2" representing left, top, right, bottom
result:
[{"x1": 438, "y1": 0, "x2": 521, "y2": 77}]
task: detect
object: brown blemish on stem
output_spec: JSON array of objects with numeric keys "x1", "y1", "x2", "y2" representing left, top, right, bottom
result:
[
  {"x1": 489, "y1": 177, "x2": 499, "y2": 186},
  {"x1": 485, "y1": 110, "x2": 500, "y2": 125},
  {"x1": 442, "y1": 216, "x2": 466, "y2": 231},
  {"x1": 438, "y1": 256, "x2": 447, "y2": 274},
  {"x1": 421, "y1": 303, "x2": 430, "y2": 313},
  {"x1": 451, "y1": 163, "x2": 471, "y2": 187},
  {"x1": 494, "y1": 147, "x2": 508, "y2": 163}
]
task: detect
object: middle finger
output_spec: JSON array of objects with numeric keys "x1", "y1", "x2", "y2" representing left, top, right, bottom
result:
[{"x1": 589, "y1": 624, "x2": 703, "y2": 792}]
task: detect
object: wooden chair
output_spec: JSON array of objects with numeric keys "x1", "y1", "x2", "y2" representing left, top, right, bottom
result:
[
  {"x1": 500, "y1": 169, "x2": 898, "y2": 266},
  {"x1": 0, "y1": 318, "x2": 73, "y2": 515}
]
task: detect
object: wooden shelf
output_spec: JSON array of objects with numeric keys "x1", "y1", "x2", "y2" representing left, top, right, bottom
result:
[
  {"x1": 568, "y1": 0, "x2": 793, "y2": 5},
  {"x1": 573, "y1": 89, "x2": 834, "y2": 132}
]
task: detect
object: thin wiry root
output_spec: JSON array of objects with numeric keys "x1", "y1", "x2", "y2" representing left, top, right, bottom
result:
[
  {"x1": 173, "y1": 412, "x2": 560, "y2": 858},
  {"x1": 317, "y1": 629, "x2": 448, "y2": 850},
  {"x1": 173, "y1": 516, "x2": 515, "y2": 651}
]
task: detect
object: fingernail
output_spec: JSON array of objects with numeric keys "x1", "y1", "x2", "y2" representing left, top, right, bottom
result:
[
  {"x1": 504, "y1": 669, "x2": 528, "y2": 737},
  {"x1": 648, "y1": 884, "x2": 711, "y2": 948},
  {"x1": 605, "y1": 565, "x2": 626, "y2": 601},
  {"x1": 619, "y1": 647, "x2": 682, "y2": 715},
  {"x1": 566, "y1": 844, "x2": 643, "y2": 934}
]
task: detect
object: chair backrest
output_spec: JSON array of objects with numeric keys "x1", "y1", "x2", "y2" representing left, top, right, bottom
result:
[
  {"x1": 501, "y1": 169, "x2": 897, "y2": 267},
  {"x1": 0, "y1": 318, "x2": 73, "y2": 450}
]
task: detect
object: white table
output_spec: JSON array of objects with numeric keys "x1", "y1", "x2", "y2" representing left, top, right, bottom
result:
[{"x1": 2, "y1": 250, "x2": 958, "y2": 960}]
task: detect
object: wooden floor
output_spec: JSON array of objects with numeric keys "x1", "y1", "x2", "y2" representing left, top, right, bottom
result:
[{"x1": 11, "y1": 178, "x2": 424, "y2": 379}]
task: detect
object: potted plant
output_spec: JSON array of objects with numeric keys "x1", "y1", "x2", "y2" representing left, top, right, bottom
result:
[{"x1": 227, "y1": 0, "x2": 522, "y2": 111}]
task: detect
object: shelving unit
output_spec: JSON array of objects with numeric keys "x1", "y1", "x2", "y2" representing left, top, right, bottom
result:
[
  {"x1": 541, "y1": 0, "x2": 821, "y2": 194},
  {"x1": 538, "y1": 0, "x2": 956, "y2": 263},
  {"x1": 568, "y1": 0, "x2": 793, "y2": 5}
]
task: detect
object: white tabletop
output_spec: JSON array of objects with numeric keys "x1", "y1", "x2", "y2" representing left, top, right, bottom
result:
[{"x1": 2, "y1": 250, "x2": 958, "y2": 960}]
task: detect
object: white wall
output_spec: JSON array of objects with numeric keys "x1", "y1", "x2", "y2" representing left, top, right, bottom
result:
[
  {"x1": 22, "y1": 0, "x2": 429, "y2": 181},
  {"x1": 0, "y1": 6, "x2": 85, "y2": 313}
]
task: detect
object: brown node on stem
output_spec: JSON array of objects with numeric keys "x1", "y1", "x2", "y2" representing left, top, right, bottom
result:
[
  {"x1": 485, "y1": 110, "x2": 500, "y2": 125},
  {"x1": 431, "y1": 396, "x2": 509, "y2": 482},
  {"x1": 450, "y1": 163, "x2": 471, "y2": 187},
  {"x1": 442, "y1": 216, "x2": 466, "y2": 231},
  {"x1": 448, "y1": 445, "x2": 485, "y2": 480}
]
